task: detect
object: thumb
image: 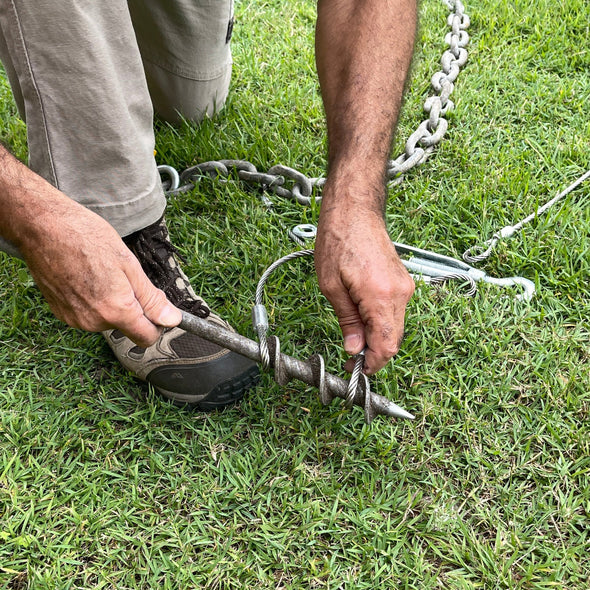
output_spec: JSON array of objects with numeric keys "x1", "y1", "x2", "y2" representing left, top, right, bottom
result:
[
  {"x1": 128, "y1": 262, "x2": 182, "y2": 328},
  {"x1": 150, "y1": 297, "x2": 182, "y2": 328}
]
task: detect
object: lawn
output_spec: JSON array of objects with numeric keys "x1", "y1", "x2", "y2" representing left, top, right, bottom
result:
[{"x1": 1, "y1": 0, "x2": 589, "y2": 588}]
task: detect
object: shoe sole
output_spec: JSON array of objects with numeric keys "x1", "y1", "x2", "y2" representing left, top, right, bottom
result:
[{"x1": 153, "y1": 364, "x2": 260, "y2": 411}]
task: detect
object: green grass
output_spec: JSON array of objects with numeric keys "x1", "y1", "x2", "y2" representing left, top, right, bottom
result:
[{"x1": 1, "y1": 0, "x2": 589, "y2": 588}]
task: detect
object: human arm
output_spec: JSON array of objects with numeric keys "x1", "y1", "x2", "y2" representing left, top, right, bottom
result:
[
  {"x1": 0, "y1": 145, "x2": 181, "y2": 345},
  {"x1": 314, "y1": 0, "x2": 417, "y2": 374}
]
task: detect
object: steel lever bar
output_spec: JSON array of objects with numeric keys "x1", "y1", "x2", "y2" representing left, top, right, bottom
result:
[{"x1": 179, "y1": 311, "x2": 414, "y2": 423}]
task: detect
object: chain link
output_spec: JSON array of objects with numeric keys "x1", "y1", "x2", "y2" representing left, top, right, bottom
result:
[{"x1": 161, "y1": 0, "x2": 470, "y2": 205}]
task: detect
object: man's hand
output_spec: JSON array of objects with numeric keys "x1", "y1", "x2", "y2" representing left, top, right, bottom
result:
[
  {"x1": 314, "y1": 201, "x2": 414, "y2": 375},
  {"x1": 0, "y1": 146, "x2": 180, "y2": 346},
  {"x1": 22, "y1": 202, "x2": 181, "y2": 347}
]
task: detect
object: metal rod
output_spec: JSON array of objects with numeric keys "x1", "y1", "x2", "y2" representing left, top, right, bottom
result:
[{"x1": 179, "y1": 311, "x2": 414, "y2": 423}]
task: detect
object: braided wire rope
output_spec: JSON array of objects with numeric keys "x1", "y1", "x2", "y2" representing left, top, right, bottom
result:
[
  {"x1": 346, "y1": 351, "x2": 368, "y2": 409},
  {"x1": 463, "y1": 169, "x2": 590, "y2": 263},
  {"x1": 253, "y1": 249, "x2": 314, "y2": 372},
  {"x1": 429, "y1": 272, "x2": 477, "y2": 296}
]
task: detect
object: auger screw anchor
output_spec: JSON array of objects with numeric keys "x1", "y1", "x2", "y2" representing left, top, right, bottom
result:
[{"x1": 179, "y1": 311, "x2": 414, "y2": 424}]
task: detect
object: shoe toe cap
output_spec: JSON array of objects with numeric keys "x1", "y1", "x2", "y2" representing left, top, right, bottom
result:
[{"x1": 147, "y1": 351, "x2": 260, "y2": 409}]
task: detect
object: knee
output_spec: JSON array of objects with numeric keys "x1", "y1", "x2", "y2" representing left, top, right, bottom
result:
[{"x1": 146, "y1": 63, "x2": 232, "y2": 125}]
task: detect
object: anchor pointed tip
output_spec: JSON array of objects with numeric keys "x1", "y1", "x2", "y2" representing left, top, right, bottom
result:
[
  {"x1": 386, "y1": 403, "x2": 415, "y2": 420},
  {"x1": 397, "y1": 409, "x2": 416, "y2": 420}
]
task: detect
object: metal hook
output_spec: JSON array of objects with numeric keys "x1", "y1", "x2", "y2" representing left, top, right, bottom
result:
[{"x1": 157, "y1": 165, "x2": 180, "y2": 192}]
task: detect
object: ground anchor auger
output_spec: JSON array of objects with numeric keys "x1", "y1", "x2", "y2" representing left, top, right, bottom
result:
[{"x1": 179, "y1": 311, "x2": 415, "y2": 424}]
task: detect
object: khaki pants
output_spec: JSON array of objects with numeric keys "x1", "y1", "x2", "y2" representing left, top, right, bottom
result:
[{"x1": 0, "y1": 0, "x2": 234, "y2": 256}]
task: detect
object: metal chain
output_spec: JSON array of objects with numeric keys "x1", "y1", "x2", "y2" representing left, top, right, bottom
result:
[
  {"x1": 160, "y1": 0, "x2": 470, "y2": 204},
  {"x1": 388, "y1": 0, "x2": 469, "y2": 182}
]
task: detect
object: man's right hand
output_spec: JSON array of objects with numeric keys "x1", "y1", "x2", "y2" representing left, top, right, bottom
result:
[
  {"x1": 0, "y1": 147, "x2": 180, "y2": 347},
  {"x1": 23, "y1": 202, "x2": 181, "y2": 347},
  {"x1": 314, "y1": 191, "x2": 415, "y2": 375}
]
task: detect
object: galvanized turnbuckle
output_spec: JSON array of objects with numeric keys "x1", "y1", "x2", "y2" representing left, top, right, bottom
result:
[{"x1": 394, "y1": 242, "x2": 536, "y2": 301}]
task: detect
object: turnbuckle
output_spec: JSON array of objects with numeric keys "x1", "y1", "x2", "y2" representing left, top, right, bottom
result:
[
  {"x1": 393, "y1": 242, "x2": 536, "y2": 301},
  {"x1": 179, "y1": 311, "x2": 415, "y2": 424}
]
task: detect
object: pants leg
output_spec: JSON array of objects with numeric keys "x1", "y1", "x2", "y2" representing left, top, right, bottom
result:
[
  {"x1": 0, "y1": 0, "x2": 234, "y2": 260},
  {"x1": 128, "y1": 0, "x2": 234, "y2": 124},
  {"x1": 0, "y1": 27, "x2": 23, "y2": 117},
  {"x1": 0, "y1": 0, "x2": 165, "y2": 239}
]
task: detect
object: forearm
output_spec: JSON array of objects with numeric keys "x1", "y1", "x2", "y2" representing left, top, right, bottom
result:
[
  {"x1": 0, "y1": 145, "x2": 29, "y2": 247},
  {"x1": 315, "y1": 0, "x2": 417, "y2": 208},
  {"x1": 0, "y1": 148, "x2": 23, "y2": 256},
  {"x1": 0, "y1": 145, "x2": 62, "y2": 251},
  {"x1": 0, "y1": 145, "x2": 91, "y2": 260}
]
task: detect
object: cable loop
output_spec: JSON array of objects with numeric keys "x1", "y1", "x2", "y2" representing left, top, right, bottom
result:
[
  {"x1": 253, "y1": 250, "x2": 378, "y2": 420},
  {"x1": 346, "y1": 349, "x2": 367, "y2": 408}
]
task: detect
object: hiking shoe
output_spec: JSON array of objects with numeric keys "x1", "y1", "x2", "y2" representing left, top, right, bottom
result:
[{"x1": 103, "y1": 216, "x2": 259, "y2": 410}]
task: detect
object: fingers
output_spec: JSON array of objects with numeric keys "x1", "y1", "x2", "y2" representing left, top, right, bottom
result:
[
  {"x1": 320, "y1": 271, "x2": 412, "y2": 374},
  {"x1": 359, "y1": 290, "x2": 410, "y2": 374},
  {"x1": 130, "y1": 262, "x2": 181, "y2": 329},
  {"x1": 105, "y1": 289, "x2": 178, "y2": 349},
  {"x1": 114, "y1": 306, "x2": 163, "y2": 348},
  {"x1": 315, "y1": 225, "x2": 414, "y2": 374},
  {"x1": 328, "y1": 289, "x2": 366, "y2": 356},
  {"x1": 341, "y1": 309, "x2": 409, "y2": 374}
]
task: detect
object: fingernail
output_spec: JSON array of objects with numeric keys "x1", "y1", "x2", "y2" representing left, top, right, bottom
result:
[
  {"x1": 157, "y1": 303, "x2": 181, "y2": 327},
  {"x1": 344, "y1": 333, "x2": 362, "y2": 354}
]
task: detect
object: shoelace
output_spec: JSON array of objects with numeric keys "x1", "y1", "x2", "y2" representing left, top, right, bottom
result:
[{"x1": 125, "y1": 221, "x2": 210, "y2": 319}]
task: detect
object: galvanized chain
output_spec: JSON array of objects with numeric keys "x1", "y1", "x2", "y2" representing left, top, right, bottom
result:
[
  {"x1": 388, "y1": 0, "x2": 469, "y2": 182},
  {"x1": 160, "y1": 0, "x2": 470, "y2": 204}
]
